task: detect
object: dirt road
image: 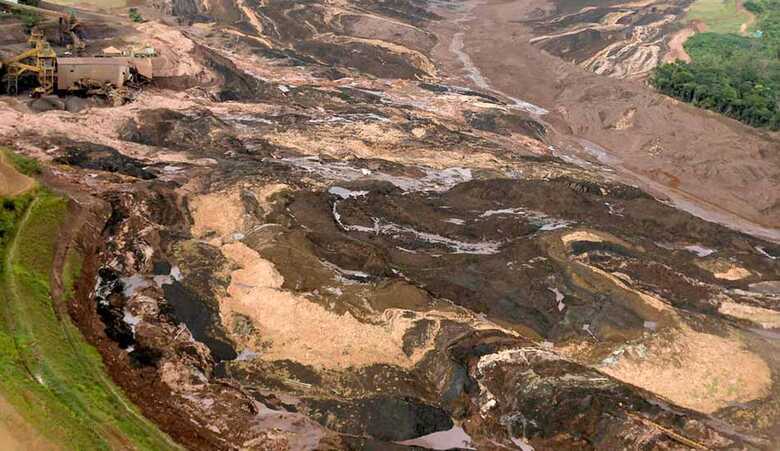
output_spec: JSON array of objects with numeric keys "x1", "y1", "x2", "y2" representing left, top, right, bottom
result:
[
  {"x1": 738, "y1": 0, "x2": 757, "y2": 34},
  {"x1": 0, "y1": 151, "x2": 34, "y2": 197},
  {"x1": 664, "y1": 20, "x2": 707, "y2": 63},
  {"x1": 0, "y1": 396, "x2": 56, "y2": 451}
]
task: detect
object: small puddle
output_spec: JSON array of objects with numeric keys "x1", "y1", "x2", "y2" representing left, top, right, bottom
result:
[{"x1": 396, "y1": 426, "x2": 476, "y2": 450}]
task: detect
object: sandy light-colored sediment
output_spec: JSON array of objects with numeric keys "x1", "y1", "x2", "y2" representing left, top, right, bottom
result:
[
  {"x1": 219, "y1": 241, "x2": 427, "y2": 369},
  {"x1": 601, "y1": 325, "x2": 771, "y2": 413}
]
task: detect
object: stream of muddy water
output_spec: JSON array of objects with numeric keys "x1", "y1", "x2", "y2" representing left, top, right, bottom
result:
[{"x1": 447, "y1": 0, "x2": 549, "y2": 116}]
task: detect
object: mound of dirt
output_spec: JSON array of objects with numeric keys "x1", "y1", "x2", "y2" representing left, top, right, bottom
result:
[
  {"x1": 119, "y1": 108, "x2": 245, "y2": 155},
  {"x1": 53, "y1": 142, "x2": 156, "y2": 180}
]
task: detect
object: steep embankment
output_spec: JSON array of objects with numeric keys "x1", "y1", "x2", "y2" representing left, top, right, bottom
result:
[{"x1": 0, "y1": 152, "x2": 177, "y2": 450}]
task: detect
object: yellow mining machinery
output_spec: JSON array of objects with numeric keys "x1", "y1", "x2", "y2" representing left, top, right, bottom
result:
[{"x1": 1, "y1": 29, "x2": 56, "y2": 95}]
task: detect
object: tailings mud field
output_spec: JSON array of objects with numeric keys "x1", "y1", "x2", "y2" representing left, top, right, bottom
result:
[
  {"x1": 1, "y1": 0, "x2": 779, "y2": 449},
  {"x1": 431, "y1": 0, "x2": 780, "y2": 243}
]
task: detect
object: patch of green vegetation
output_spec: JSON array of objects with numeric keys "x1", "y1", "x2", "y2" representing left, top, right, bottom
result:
[
  {"x1": 62, "y1": 247, "x2": 83, "y2": 301},
  {"x1": 128, "y1": 7, "x2": 144, "y2": 22},
  {"x1": 687, "y1": 0, "x2": 750, "y2": 34},
  {"x1": 15, "y1": 9, "x2": 41, "y2": 29},
  {"x1": 744, "y1": 0, "x2": 765, "y2": 14},
  {"x1": 1, "y1": 147, "x2": 41, "y2": 176},
  {"x1": 652, "y1": 0, "x2": 780, "y2": 129},
  {"x1": 0, "y1": 191, "x2": 178, "y2": 450}
]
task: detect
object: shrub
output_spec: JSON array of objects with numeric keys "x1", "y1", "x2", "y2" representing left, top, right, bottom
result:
[{"x1": 128, "y1": 8, "x2": 143, "y2": 22}]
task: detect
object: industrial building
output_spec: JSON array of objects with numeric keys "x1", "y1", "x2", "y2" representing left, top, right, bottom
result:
[{"x1": 56, "y1": 57, "x2": 132, "y2": 91}]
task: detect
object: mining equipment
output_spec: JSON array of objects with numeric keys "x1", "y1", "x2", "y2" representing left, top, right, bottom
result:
[
  {"x1": 1, "y1": 15, "x2": 154, "y2": 103},
  {"x1": 2, "y1": 29, "x2": 57, "y2": 95},
  {"x1": 2, "y1": 28, "x2": 151, "y2": 98},
  {"x1": 1, "y1": 0, "x2": 154, "y2": 102}
]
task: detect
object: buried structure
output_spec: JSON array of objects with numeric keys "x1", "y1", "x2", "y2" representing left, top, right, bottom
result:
[{"x1": 1, "y1": 17, "x2": 152, "y2": 98}]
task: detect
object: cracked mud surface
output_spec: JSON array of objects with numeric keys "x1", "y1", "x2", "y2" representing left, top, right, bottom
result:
[{"x1": 1, "y1": 0, "x2": 779, "y2": 449}]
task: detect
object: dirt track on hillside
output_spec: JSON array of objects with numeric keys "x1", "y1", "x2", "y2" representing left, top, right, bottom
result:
[
  {"x1": 738, "y1": 0, "x2": 757, "y2": 34},
  {"x1": 0, "y1": 396, "x2": 56, "y2": 451},
  {"x1": 0, "y1": 152, "x2": 34, "y2": 197},
  {"x1": 664, "y1": 20, "x2": 707, "y2": 63}
]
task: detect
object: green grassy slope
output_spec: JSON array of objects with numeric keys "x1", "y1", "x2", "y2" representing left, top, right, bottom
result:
[
  {"x1": 0, "y1": 153, "x2": 178, "y2": 449},
  {"x1": 687, "y1": 0, "x2": 751, "y2": 34}
]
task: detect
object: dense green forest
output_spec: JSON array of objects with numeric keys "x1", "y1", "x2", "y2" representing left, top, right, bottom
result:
[{"x1": 651, "y1": 0, "x2": 780, "y2": 129}]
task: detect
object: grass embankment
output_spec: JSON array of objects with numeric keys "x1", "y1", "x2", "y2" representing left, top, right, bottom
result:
[
  {"x1": 652, "y1": 0, "x2": 780, "y2": 129},
  {"x1": 0, "y1": 149, "x2": 177, "y2": 450},
  {"x1": 687, "y1": 0, "x2": 750, "y2": 33}
]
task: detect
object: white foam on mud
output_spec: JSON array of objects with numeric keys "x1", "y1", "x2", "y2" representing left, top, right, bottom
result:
[
  {"x1": 219, "y1": 114, "x2": 274, "y2": 128},
  {"x1": 480, "y1": 208, "x2": 526, "y2": 218},
  {"x1": 479, "y1": 207, "x2": 573, "y2": 231},
  {"x1": 328, "y1": 186, "x2": 369, "y2": 199},
  {"x1": 511, "y1": 437, "x2": 536, "y2": 451},
  {"x1": 756, "y1": 246, "x2": 777, "y2": 260},
  {"x1": 121, "y1": 274, "x2": 151, "y2": 297},
  {"x1": 319, "y1": 259, "x2": 372, "y2": 283},
  {"x1": 236, "y1": 349, "x2": 259, "y2": 361},
  {"x1": 333, "y1": 201, "x2": 502, "y2": 255},
  {"x1": 548, "y1": 287, "x2": 566, "y2": 311},
  {"x1": 324, "y1": 286, "x2": 344, "y2": 296},
  {"x1": 162, "y1": 165, "x2": 183, "y2": 173},
  {"x1": 396, "y1": 426, "x2": 476, "y2": 450},
  {"x1": 280, "y1": 156, "x2": 472, "y2": 192},
  {"x1": 123, "y1": 310, "x2": 141, "y2": 334},
  {"x1": 684, "y1": 245, "x2": 716, "y2": 257},
  {"x1": 152, "y1": 265, "x2": 183, "y2": 287},
  {"x1": 309, "y1": 113, "x2": 390, "y2": 124},
  {"x1": 153, "y1": 274, "x2": 173, "y2": 286},
  {"x1": 539, "y1": 220, "x2": 573, "y2": 231},
  {"x1": 443, "y1": 218, "x2": 465, "y2": 225},
  {"x1": 605, "y1": 201, "x2": 623, "y2": 216}
]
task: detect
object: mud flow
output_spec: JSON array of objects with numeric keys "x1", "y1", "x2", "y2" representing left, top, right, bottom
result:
[{"x1": 1, "y1": 0, "x2": 779, "y2": 449}]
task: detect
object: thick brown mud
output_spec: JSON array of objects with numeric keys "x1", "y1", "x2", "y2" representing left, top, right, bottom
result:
[{"x1": 429, "y1": 0, "x2": 780, "y2": 242}]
